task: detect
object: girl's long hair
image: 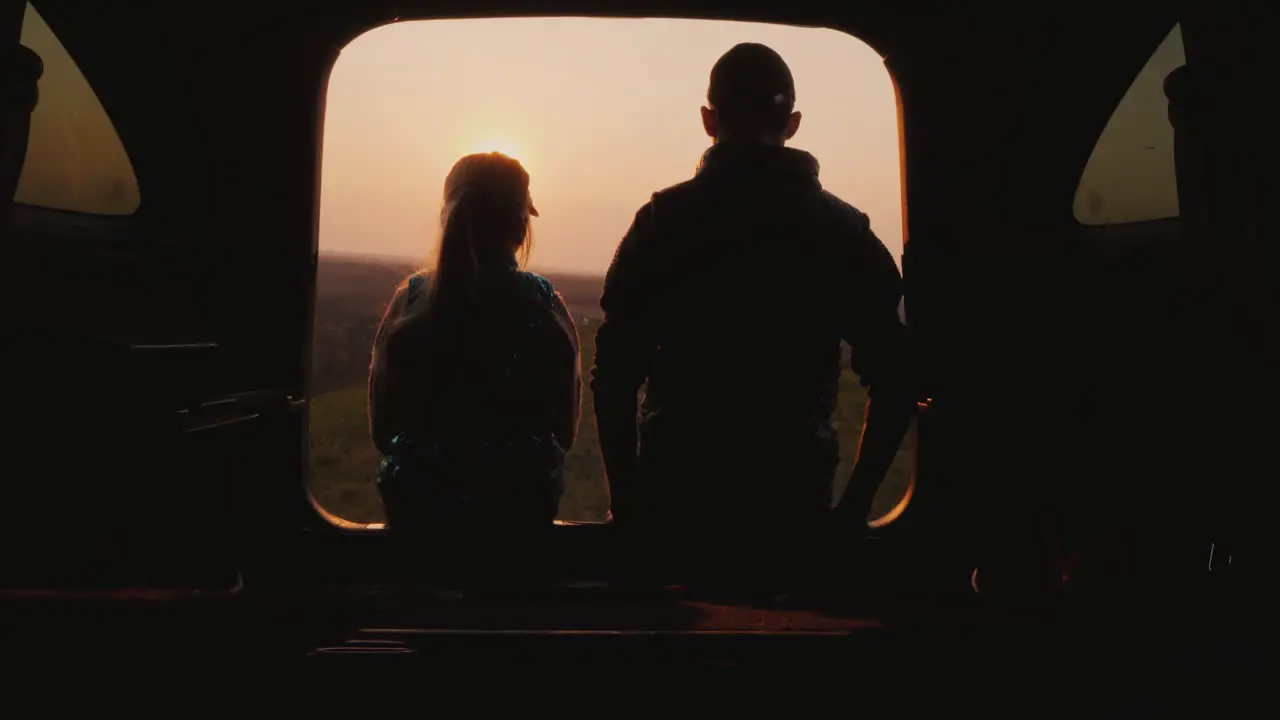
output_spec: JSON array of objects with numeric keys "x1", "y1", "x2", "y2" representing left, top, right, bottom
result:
[
  {"x1": 371, "y1": 153, "x2": 548, "y2": 443},
  {"x1": 385, "y1": 152, "x2": 535, "y2": 356},
  {"x1": 425, "y1": 152, "x2": 534, "y2": 318}
]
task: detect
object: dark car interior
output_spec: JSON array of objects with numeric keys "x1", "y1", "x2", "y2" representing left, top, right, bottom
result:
[{"x1": 0, "y1": 0, "x2": 1265, "y2": 677}]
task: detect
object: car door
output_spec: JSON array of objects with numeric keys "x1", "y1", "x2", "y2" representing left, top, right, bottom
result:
[
  {"x1": 898, "y1": 10, "x2": 1206, "y2": 592},
  {"x1": 904, "y1": 2, "x2": 1263, "y2": 594},
  {"x1": 1, "y1": 0, "x2": 278, "y2": 591},
  {"x1": 1176, "y1": 0, "x2": 1265, "y2": 583}
]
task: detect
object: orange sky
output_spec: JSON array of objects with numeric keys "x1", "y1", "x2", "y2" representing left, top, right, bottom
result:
[{"x1": 318, "y1": 18, "x2": 904, "y2": 276}]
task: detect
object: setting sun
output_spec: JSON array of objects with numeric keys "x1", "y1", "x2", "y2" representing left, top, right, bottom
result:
[{"x1": 471, "y1": 137, "x2": 524, "y2": 161}]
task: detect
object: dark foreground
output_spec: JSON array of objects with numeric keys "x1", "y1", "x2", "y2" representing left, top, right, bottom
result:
[{"x1": 0, "y1": 571, "x2": 1255, "y2": 695}]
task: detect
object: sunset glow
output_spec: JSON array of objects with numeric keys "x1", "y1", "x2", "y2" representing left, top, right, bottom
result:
[
  {"x1": 319, "y1": 18, "x2": 903, "y2": 274},
  {"x1": 469, "y1": 137, "x2": 525, "y2": 161}
]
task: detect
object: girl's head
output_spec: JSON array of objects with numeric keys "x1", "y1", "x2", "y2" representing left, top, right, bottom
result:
[
  {"x1": 390, "y1": 152, "x2": 537, "y2": 356},
  {"x1": 436, "y1": 152, "x2": 537, "y2": 277}
]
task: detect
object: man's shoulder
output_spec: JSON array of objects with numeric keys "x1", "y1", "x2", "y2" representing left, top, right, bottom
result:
[
  {"x1": 652, "y1": 175, "x2": 705, "y2": 201},
  {"x1": 817, "y1": 190, "x2": 873, "y2": 236},
  {"x1": 814, "y1": 193, "x2": 898, "y2": 276},
  {"x1": 614, "y1": 178, "x2": 707, "y2": 251},
  {"x1": 646, "y1": 177, "x2": 872, "y2": 234},
  {"x1": 646, "y1": 175, "x2": 714, "y2": 217}
]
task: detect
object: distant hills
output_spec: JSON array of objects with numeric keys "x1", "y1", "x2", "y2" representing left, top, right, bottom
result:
[
  {"x1": 317, "y1": 251, "x2": 606, "y2": 318},
  {"x1": 317, "y1": 249, "x2": 904, "y2": 325}
]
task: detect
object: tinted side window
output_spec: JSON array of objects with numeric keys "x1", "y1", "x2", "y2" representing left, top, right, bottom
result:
[
  {"x1": 16, "y1": 3, "x2": 140, "y2": 216},
  {"x1": 1074, "y1": 24, "x2": 1184, "y2": 225}
]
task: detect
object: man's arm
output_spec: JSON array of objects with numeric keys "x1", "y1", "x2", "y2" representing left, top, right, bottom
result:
[
  {"x1": 591, "y1": 203, "x2": 660, "y2": 525},
  {"x1": 834, "y1": 217, "x2": 918, "y2": 526}
]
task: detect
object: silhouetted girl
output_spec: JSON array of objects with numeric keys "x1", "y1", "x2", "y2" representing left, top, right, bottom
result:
[{"x1": 369, "y1": 153, "x2": 580, "y2": 538}]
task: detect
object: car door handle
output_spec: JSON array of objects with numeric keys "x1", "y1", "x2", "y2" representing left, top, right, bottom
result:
[{"x1": 177, "y1": 390, "x2": 306, "y2": 434}]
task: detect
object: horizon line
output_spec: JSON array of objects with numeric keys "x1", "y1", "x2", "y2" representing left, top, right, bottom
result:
[{"x1": 319, "y1": 249, "x2": 606, "y2": 278}]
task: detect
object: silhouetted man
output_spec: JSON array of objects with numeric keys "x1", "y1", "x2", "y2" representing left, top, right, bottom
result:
[{"x1": 591, "y1": 43, "x2": 916, "y2": 563}]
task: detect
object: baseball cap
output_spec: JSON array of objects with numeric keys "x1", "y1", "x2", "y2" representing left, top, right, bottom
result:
[{"x1": 707, "y1": 43, "x2": 796, "y2": 117}]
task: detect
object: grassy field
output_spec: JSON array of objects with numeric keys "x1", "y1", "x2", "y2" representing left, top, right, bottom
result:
[{"x1": 308, "y1": 253, "x2": 915, "y2": 524}]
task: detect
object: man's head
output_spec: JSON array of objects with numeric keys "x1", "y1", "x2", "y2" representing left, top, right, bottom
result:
[{"x1": 702, "y1": 43, "x2": 801, "y2": 145}]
